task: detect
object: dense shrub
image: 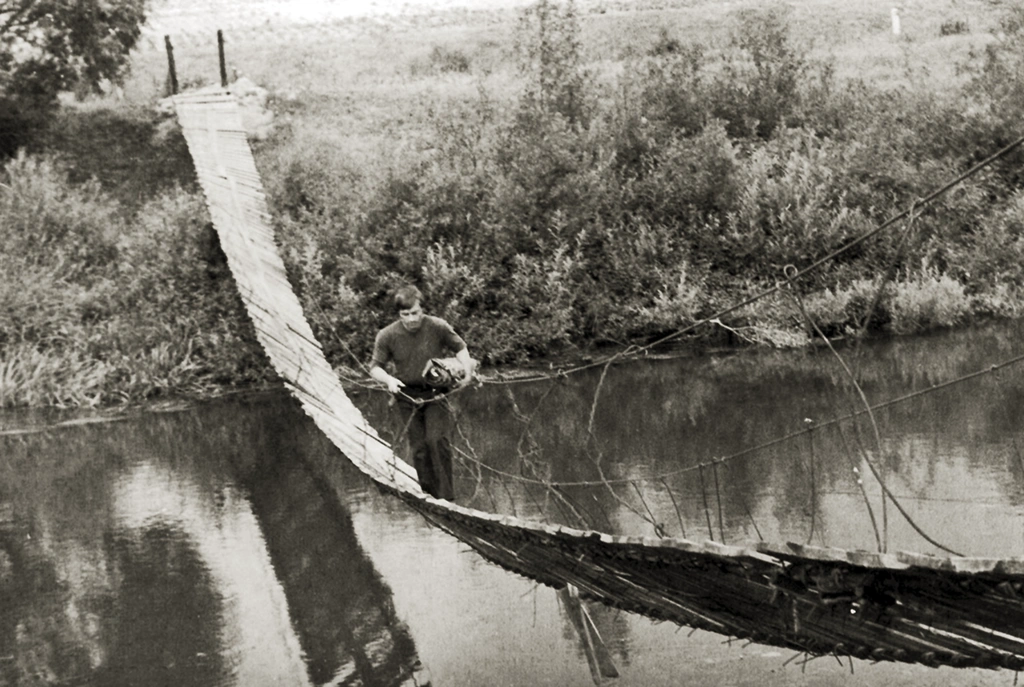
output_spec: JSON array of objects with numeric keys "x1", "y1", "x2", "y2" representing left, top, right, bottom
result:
[
  {"x1": 939, "y1": 19, "x2": 969, "y2": 37},
  {"x1": 0, "y1": 155, "x2": 268, "y2": 407},
  {"x1": 256, "y1": 2, "x2": 1024, "y2": 367},
  {"x1": 889, "y1": 271, "x2": 971, "y2": 335},
  {"x1": 798, "y1": 278, "x2": 892, "y2": 338},
  {"x1": 709, "y1": 6, "x2": 810, "y2": 140}
]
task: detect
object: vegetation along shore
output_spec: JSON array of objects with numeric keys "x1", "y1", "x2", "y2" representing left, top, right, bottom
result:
[{"x1": 2, "y1": 0, "x2": 1024, "y2": 409}]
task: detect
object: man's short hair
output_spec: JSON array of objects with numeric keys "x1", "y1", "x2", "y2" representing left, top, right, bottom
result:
[{"x1": 394, "y1": 285, "x2": 423, "y2": 311}]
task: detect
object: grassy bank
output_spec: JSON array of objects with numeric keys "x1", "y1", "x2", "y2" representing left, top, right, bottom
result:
[{"x1": 3, "y1": 0, "x2": 1024, "y2": 408}]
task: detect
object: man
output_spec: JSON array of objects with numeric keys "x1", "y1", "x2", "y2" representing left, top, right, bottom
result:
[{"x1": 369, "y1": 285, "x2": 475, "y2": 500}]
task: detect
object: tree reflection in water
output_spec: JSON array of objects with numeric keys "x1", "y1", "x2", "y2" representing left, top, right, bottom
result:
[
  {"x1": 0, "y1": 399, "x2": 431, "y2": 687},
  {"x1": 95, "y1": 523, "x2": 226, "y2": 687},
  {"x1": 0, "y1": 473, "x2": 228, "y2": 687}
]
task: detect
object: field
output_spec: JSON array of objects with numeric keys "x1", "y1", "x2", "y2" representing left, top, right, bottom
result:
[
  {"x1": 126, "y1": 0, "x2": 1008, "y2": 159},
  {"x1": 3, "y1": 0, "x2": 1024, "y2": 408}
]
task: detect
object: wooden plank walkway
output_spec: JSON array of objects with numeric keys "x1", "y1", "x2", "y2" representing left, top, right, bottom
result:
[
  {"x1": 173, "y1": 91, "x2": 420, "y2": 494},
  {"x1": 174, "y1": 90, "x2": 1024, "y2": 671}
]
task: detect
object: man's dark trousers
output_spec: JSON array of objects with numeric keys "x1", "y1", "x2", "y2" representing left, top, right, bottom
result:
[{"x1": 396, "y1": 388, "x2": 455, "y2": 500}]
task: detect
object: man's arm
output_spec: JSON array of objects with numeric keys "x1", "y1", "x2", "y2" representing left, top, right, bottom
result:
[
  {"x1": 369, "y1": 365, "x2": 404, "y2": 395},
  {"x1": 369, "y1": 328, "x2": 404, "y2": 394}
]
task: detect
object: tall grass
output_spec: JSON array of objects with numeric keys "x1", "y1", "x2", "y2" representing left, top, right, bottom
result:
[{"x1": 0, "y1": 153, "x2": 271, "y2": 409}]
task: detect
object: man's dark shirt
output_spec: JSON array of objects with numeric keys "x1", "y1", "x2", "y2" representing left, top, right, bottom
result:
[{"x1": 370, "y1": 315, "x2": 466, "y2": 386}]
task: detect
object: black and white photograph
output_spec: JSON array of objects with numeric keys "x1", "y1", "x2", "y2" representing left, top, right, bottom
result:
[{"x1": 4, "y1": 0, "x2": 1024, "y2": 684}]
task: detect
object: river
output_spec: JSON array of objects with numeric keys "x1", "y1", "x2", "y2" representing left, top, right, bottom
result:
[{"x1": 3, "y1": 322, "x2": 1024, "y2": 686}]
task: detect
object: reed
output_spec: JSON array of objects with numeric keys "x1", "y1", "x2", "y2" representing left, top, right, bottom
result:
[{"x1": 0, "y1": 344, "x2": 113, "y2": 408}]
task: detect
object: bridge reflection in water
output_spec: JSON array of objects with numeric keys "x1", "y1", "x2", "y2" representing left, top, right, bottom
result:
[
  {"x1": 232, "y1": 415, "x2": 430, "y2": 687},
  {"x1": 0, "y1": 399, "x2": 432, "y2": 687}
]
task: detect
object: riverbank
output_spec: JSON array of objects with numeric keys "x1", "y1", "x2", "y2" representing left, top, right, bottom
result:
[{"x1": 3, "y1": 0, "x2": 1024, "y2": 409}]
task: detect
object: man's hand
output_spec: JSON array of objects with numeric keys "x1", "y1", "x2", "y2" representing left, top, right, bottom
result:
[
  {"x1": 455, "y1": 357, "x2": 479, "y2": 388},
  {"x1": 370, "y1": 365, "x2": 405, "y2": 395}
]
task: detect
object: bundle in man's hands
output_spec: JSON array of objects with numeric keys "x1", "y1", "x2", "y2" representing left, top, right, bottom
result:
[{"x1": 422, "y1": 357, "x2": 477, "y2": 389}]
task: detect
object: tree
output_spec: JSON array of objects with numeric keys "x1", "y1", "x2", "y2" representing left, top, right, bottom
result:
[{"x1": 1, "y1": 0, "x2": 147, "y2": 155}]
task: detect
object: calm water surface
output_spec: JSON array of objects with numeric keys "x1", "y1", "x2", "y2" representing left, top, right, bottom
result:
[{"x1": 3, "y1": 323, "x2": 1024, "y2": 686}]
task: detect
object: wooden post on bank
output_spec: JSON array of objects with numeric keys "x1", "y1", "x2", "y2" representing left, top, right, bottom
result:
[
  {"x1": 218, "y1": 30, "x2": 228, "y2": 87},
  {"x1": 164, "y1": 35, "x2": 178, "y2": 95}
]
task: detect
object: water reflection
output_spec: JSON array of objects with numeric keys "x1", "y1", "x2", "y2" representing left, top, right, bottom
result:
[
  {"x1": 557, "y1": 585, "x2": 625, "y2": 685},
  {"x1": 0, "y1": 417, "x2": 240, "y2": 687},
  {"x1": 3, "y1": 321, "x2": 1024, "y2": 685},
  {"x1": 96, "y1": 522, "x2": 225, "y2": 686},
  {"x1": 0, "y1": 399, "x2": 428, "y2": 687}
]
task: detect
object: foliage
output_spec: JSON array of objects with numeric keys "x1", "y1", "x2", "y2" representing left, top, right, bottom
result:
[
  {"x1": 9, "y1": 1, "x2": 1024, "y2": 407},
  {"x1": 939, "y1": 19, "x2": 969, "y2": 37},
  {"x1": 515, "y1": 0, "x2": 592, "y2": 128},
  {"x1": 0, "y1": 0, "x2": 145, "y2": 91},
  {"x1": 889, "y1": 270, "x2": 971, "y2": 335},
  {"x1": 428, "y1": 45, "x2": 472, "y2": 74},
  {"x1": 0, "y1": 0, "x2": 146, "y2": 156},
  {"x1": 709, "y1": 6, "x2": 811, "y2": 140},
  {"x1": 0, "y1": 153, "x2": 119, "y2": 286},
  {"x1": 798, "y1": 278, "x2": 892, "y2": 339},
  {"x1": 254, "y1": 1, "x2": 1024, "y2": 367},
  {"x1": 0, "y1": 154, "x2": 269, "y2": 408}
]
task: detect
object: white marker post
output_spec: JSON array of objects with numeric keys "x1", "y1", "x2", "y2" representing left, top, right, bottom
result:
[{"x1": 891, "y1": 7, "x2": 901, "y2": 36}]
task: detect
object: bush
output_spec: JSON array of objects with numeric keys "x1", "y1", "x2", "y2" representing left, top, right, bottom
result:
[
  {"x1": 0, "y1": 153, "x2": 120, "y2": 285},
  {"x1": 648, "y1": 28, "x2": 683, "y2": 57},
  {"x1": 889, "y1": 271, "x2": 971, "y2": 334},
  {"x1": 476, "y1": 239, "x2": 583, "y2": 362},
  {"x1": 429, "y1": 46, "x2": 472, "y2": 74},
  {"x1": 637, "y1": 261, "x2": 705, "y2": 331},
  {"x1": 515, "y1": 0, "x2": 593, "y2": 128},
  {"x1": 798, "y1": 278, "x2": 892, "y2": 338},
  {"x1": 116, "y1": 190, "x2": 270, "y2": 386},
  {"x1": 939, "y1": 19, "x2": 969, "y2": 37},
  {"x1": 717, "y1": 129, "x2": 876, "y2": 278},
  {"x1": 708, "y1": 6, "x2": 809, "y2": 140},
  {"x1": 0, "y1": 153, "x2": 271, "y2": 407},
  {"x1": 625, "y1": 121, "x2": 739, "y2": 230}
]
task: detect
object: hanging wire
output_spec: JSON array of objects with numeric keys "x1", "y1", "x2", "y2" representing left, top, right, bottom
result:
[
  {"x1": 588, "y1": 360, "x2": 612, "y2": 438},
  {"x1": 805, "y1": 421, "x2": 817, "y2": 546},
  {"x1": 712, "y1": 461, "x2": 726, "y2": 544},
  {"x1": 698, "y1": 464, "x2": 715, "y2": 541},
  {"x1": 784, "y1": 264, "x2": 964, "y2": 556},
  {"x1": 835, "y1": 420, "x2": 883, "y2": 551},
  {"x1": 631, "y1": 481, "x2": 666, "y2": 537},
  {"x1": 738, "y1": 491, "x2": 764, "y2": 542},
  {"x1": 660, "y1": 476, "x2": 687, "y2": 538}
]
